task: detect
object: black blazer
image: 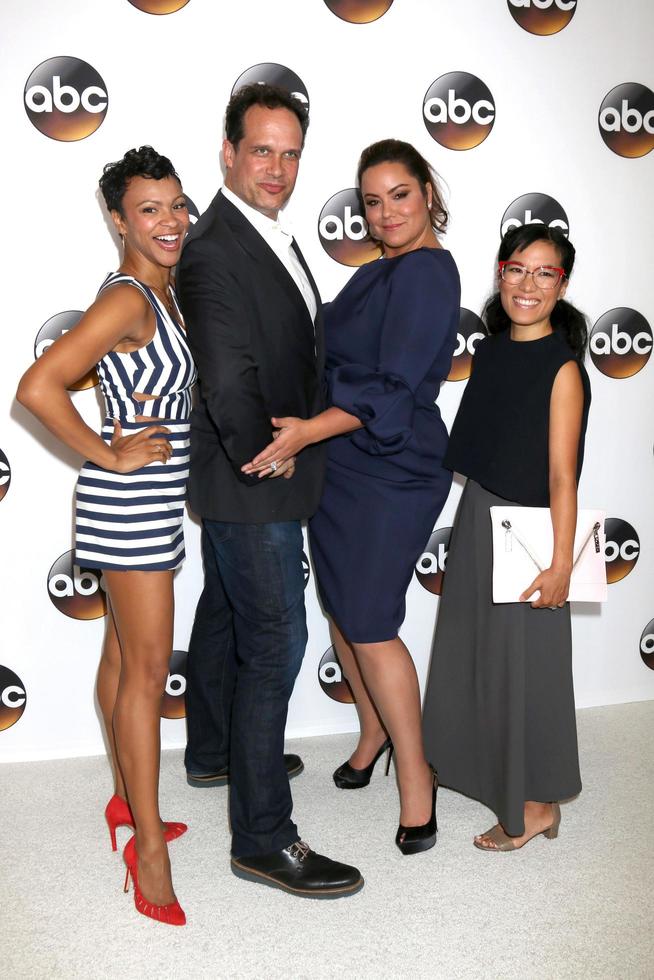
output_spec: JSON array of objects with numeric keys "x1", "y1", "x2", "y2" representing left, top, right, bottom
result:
[{"x1": 177, "y1": 191, "x2": 326, "y2": 523}]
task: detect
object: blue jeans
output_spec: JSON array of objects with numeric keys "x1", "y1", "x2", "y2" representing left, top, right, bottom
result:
[{"x1": 184, "y1": 519, "x2": 307, "y2": 856}]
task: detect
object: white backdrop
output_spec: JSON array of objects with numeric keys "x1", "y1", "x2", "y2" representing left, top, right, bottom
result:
[{"x1": 1, "y1": 0, "x2": 652, "y2": 762}]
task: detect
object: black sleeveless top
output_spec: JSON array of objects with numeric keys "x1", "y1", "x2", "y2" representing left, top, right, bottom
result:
[{"x1": 444, "y1": 329, "x2": 591, "y2": 507}]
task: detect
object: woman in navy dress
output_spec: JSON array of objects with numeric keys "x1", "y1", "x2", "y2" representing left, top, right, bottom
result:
[
  {"x1": 17, "y1": 147, "x2": 195, "y2": 924},
  {"x1": 243, "y1": 140, "x2": 460, "y2": 853}
]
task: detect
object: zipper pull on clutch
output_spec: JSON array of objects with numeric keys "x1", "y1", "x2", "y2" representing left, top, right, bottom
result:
[
  {"x1": 502, "y1": 519, "x2": 512, "y2": 552},
  {"x1": 593, "y1": 522, "x2": 601, "y2": 553}
]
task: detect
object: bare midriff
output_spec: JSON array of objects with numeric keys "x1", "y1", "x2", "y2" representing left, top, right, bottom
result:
[{"x1": 132, "y1": 391, "x2": 168, "y2": 422}]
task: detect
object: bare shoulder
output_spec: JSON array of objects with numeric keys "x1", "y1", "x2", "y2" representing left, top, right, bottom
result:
[
  {"x1": 551, "y1": 359, "x2": 584, "y2": 416},
  {"x1": 91, "y1": 281, "x2": 151, "y2": 341},
  {"x1": 96, "y1": 280, "x2": 150, "y2": 315},
  {"x1": 553, "y1": 358, "x2": 583, "y2": 391}
]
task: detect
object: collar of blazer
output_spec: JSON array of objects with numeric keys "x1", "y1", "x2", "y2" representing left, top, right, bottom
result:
[{"x1": 214, "y1": 190, "x2": 322, "y2": 339}]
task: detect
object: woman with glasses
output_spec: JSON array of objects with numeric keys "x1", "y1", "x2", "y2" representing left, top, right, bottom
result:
[{"x1": 422, "y1": 223, "x2": 590, "y2": 851}]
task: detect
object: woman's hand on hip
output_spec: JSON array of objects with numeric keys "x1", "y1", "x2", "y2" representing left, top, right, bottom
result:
[{"x1": 109, "y1": 420, "x2": 173, "y2": 472}]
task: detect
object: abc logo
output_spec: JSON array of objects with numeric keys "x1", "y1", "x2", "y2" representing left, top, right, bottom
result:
[
  {"x1": 34, "y1": 312, "x2": 98, "y2": 391},
  {"x1": 24, "y1": 57, "x2": 108, "y2": 142},
  {"x1": 640, "y1": 619, "x2": 654, "y2": 670},
  {"x1": 423, "y1": 72, "x2": 495, "y2": 150},
  {"x1": 0, "y1": 666, "x2": 27, "y2": 732},
  {"x1": 0, "y1": 448, "x2": 10, "y2": 503},
  {"x1": 599, "y1": 84, "x2": 654, "y2": 159},
  {"x1": 323, "y1": 0, "x2": 394, "y2": 23},
  {"x1": 448, "y1": 309, "x2": 486, "y2": 382},
  {"x1": 318, "y1": 189, "x2": 382, "y2": 266},
  {"x1": 232, "y1": 64, "x2": 309, "y2": 109},
  {"x1": 318, "y1": 647, "x2": 354, "y2": 703},
  {"x1": 47, "y1": 550, "x2": 107, "y2": 620},
  {"x1": 415, "y1": 527, "x2": 452, "y2": 595},
  {"x1": 161, "y1": 650, "x2": 187, "y2": 719},
  {"x1": 501, "y1": 193, "x2": 569, "y2": 238},
  {"x1": 127, "y1": 0, "x2": 190, "y2": 12},
  {"x1": 507, "y1": 0, "x2": 577, "y2": 36},
  {"x1": 604, "y1": 519, "x2": 640, "y2": 584},
  {"x1": 301, "y1": 551, "x2": 311, "y2": 588},
  {"x1": 589, "y1": 309, "x2": 652, "y2": 379}
]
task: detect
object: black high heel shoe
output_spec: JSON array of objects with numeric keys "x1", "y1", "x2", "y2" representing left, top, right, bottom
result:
[
  {"x1": 332, "y1": 737, "x2": 393, "y2": 789},
  {"x1": 395, "y1": 773, "x2": 438, "y2": 855}
]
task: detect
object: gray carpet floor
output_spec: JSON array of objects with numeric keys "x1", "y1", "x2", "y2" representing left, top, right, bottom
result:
[{"x1": 2, "y1": 701, "x2": 653, "y2": 980}]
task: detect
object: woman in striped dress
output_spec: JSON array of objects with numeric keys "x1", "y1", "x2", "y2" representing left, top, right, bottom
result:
[{"x1": 17, "y1": 147, "x2": 196, "y2": 926}]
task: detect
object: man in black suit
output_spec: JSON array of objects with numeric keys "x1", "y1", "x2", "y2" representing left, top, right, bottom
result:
[{"x1": 177, "y1": 84, "x2": 363, "y2": 898}]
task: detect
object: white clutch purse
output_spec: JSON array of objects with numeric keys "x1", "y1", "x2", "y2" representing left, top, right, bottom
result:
[{"x1": 489, "y1": 507, "x2": 608, "y2": 604}]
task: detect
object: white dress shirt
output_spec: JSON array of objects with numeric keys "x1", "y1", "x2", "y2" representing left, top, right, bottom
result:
[{"x1": 221, "y1": 185, "x2": 317, "y2": 323}]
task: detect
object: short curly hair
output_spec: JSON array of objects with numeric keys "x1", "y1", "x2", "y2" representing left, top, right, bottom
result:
[{"x1": 99, "y1": 146, "x2": 180, "y2": 215}]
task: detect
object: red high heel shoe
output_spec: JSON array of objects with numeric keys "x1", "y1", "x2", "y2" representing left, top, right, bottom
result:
[
  {"x1": 105, "y1": 795, "x2": 187, "y2": 852},
  {"x1": 123, "y1": 836, "x2": 186, "y2": 926}
]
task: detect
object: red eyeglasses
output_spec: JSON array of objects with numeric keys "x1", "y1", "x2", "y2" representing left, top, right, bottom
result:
[{"x1": 499, "y1": 261, "x2": 567, "y2": 290}]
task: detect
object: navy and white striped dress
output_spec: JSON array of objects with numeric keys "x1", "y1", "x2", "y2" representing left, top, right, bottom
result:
[{"x1": 75, "y1": 273, "x2": 197, "y2": 571}]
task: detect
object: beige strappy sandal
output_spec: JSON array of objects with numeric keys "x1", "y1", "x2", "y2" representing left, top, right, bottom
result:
[{"x1": 473, "y1": 803, "x2": 561, "y2": 851}]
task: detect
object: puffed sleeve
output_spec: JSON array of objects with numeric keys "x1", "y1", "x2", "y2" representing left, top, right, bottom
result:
[{"x1": 330, "y1": 251, "x2": 459, "y2": 455}]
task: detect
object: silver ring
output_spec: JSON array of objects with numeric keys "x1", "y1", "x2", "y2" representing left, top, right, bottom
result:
[
  {"x1": 549, "y1": 606, "x2": 557, "y2": 611},
  {"x1": 269, "y1": 460, "x2": 278, "y2": 472}
]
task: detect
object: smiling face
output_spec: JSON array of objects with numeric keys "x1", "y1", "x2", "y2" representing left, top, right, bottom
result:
[
  {"x1": 499, "y1": 240, "x2": 568, "y2": 339},
  {"x1": 112, "y1": 174, "x2": 189, "y2": 273},
  {"x1": 223, "y1": 105, "x2": 303, "y2": 219},
  {"x1": 360, "y1": 161, "x2": 435, "y2": 257}
]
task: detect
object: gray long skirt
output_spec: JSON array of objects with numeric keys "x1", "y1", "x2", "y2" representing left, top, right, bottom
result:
[{"x1": 422, "y1": 479, "x2": 581, "y2": 836}]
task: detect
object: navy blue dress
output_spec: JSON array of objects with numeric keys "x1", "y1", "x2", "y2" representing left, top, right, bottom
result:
[{"x1": 309, "y1": 247, "x2": 460, "y2": 642}]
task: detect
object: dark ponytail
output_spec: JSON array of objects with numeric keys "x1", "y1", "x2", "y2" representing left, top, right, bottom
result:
[{"x1": 484, "y1": 225, "x2": 588, "y2": 358}]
